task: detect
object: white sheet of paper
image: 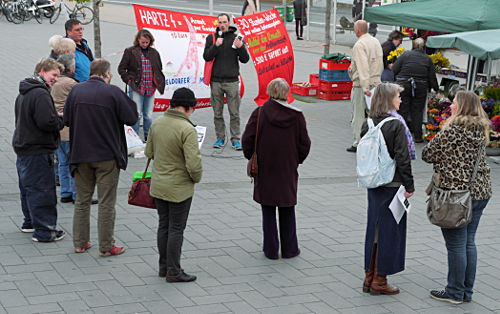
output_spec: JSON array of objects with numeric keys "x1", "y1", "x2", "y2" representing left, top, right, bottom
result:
[
  {"x1": 389, "y1": 185, "x2": 411, "y2": 224},
  {"x1": 195, "y1": 126, "x2": 207, "y2": 149},
  {"x1": 364, "y1": 87, "x2": 376, "y2": 110}
]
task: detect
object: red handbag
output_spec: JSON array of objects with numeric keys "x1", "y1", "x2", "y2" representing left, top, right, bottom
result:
[
  {"x1": 128, "y1": 159, "x2": 156, "y2": 209},
  {"x1": 203, "y1": 34, "x2": 216, "y2": 85}
]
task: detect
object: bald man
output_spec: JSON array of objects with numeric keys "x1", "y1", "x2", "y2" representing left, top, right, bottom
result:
[{"x1": 346, "y1": 20, "x2": 383, "y2": 153}]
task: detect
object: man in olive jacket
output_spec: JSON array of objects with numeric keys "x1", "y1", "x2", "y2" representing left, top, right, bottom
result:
[{"x1": 145, "y1": 87, "x2": 202, "y2": 282}]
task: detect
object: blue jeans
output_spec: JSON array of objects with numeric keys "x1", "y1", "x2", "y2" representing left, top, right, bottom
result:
[
  {"x1": 128, "y1": 88, "x2": 154, "y2": 139},
  {"x1": 16, "y1": 154, "x2": 59, "y2": 241},
  {"x1": 442, "y1": 199, "x2": 489, "y2": 302},
  {"x1": 56, "y1": 141, "x2": 76, "y2": 200}
]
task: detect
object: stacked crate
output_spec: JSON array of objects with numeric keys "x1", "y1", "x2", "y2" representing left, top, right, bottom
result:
[
  {"x1": 317, "y1": 59, "x2": 353, "y2": 100},
  {"x1": 291, "y1": 74, "x2": 320, "y2": 96}
]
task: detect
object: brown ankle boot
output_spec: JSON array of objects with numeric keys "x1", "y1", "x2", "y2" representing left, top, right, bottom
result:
[
  {"x1": 370, "y1": 274, "x2": 400, "y2": 295},
  {"x1": 363, "y1": 243, "x2": 377, "y2": 293},
  {"x1": 363, "y1": 270, "x2": 374, "y2": 293}
]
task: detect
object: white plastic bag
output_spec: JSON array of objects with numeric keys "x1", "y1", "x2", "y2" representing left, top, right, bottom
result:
[{"x1": 124, "y1": 126, "x2": 145, "y2": 154}]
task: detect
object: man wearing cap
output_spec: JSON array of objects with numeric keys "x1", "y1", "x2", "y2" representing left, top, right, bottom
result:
[{"x1": 145, "y1": 87, "x2": 202, "y2": 282}]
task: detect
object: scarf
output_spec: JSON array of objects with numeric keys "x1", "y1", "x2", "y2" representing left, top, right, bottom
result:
[{"x1": 389, "y1": 110, "x2": 416, "y2": 160}]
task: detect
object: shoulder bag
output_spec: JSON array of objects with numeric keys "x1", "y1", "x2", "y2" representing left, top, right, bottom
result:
[
  {"x1": 128, "y1": 158, "x2": 156, "y2": 209},
  {"x1": 426, "y1": 144, "x2": 484, "y2": 229},
  {"x1": 203, "y1": 34, "x2": 216, "y2": 86},
  {"x1": 247, "y1": 106, "x2": 262, "y2": 181}
]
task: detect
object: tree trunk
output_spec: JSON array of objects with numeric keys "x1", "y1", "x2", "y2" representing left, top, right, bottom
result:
[
  {"x1": 93, "y1": 0, "x2": 102, "y2": 58},
  {"x1": 323, "y1": 0, "x2": 332, "y2": 55}
]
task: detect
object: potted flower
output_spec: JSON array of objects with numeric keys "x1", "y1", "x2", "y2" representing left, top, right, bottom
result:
[
  {"x1": 424, "y1": 94, "x2": 451, "y2": 142},
  {"x1": 387, "y1": 47, "x2": 405, "y2": 64},
  {"x1": 428, "y1": 52, "x2": 450, "y2": 72}
]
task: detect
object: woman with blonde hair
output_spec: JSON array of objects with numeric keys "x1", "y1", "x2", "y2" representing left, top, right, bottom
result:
[
  {"x1": 361, "y1": 82, "x2": 414, "y2": 295},
  {"x1": 423, "y1": 90, "x2": 492, "y2": 304}
]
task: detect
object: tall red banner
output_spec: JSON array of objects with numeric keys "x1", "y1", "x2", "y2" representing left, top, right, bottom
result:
[{"x1": 234, "y1": 9, "x2": 294, "y2": 105}]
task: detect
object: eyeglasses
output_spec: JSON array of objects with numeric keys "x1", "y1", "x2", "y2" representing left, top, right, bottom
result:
[{"x1": 73, "y1": 27, "x2": 84, "y2": 32}]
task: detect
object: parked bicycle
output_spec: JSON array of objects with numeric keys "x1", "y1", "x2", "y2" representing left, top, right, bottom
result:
[{"x1": 50, "y1": 0, "x2": 93, "y2": 25}]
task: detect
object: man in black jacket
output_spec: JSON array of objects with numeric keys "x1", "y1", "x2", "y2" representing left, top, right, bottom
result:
[
  {"x1": 203, "y1": 13, "x2": 250, "y2": 150},
  {"x1": 393, "y1": 38, "x2": 439, "y2": 142},
  {"x1": 64, "y1": 58, "x2": 138, "y2": 256},
  {"x1": 13, "y1": 58, "x2": 66, "y2": 242}
]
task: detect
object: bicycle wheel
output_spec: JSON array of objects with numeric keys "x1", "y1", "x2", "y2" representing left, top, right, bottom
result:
[
  {"x1": 43, "y1": 6, "x2": 54, "y2": 18},
  {"x1": 33, "y1": 8, "x2": 42, "y2": 23},
  {"x1": 49, "y1": 4, "x2": 60, "y2": 23},
  {"x1": 75, "y1": 5, "x2": 93, "y2": 24},
  {"x1": 11, "y1": 5, "x2": 25, "y2": 23}
]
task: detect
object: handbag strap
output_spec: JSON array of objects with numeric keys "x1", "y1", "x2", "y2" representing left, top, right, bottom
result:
[
  {"x1": 253, "y1": 107, "x2": 262, "y2": 155},
  {"x1": 469, "y1": 143, "x2": 484, "y2": 185},
  {"x1": 142, "y1": 158, "x2": 151, "y2": 179}
]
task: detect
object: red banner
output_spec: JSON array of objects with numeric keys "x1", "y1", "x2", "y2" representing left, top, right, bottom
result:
[{"x1": 234, "y1": 9, "x2": 294, "y2": 105}]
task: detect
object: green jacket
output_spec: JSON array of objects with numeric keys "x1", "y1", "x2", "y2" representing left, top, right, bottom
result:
[{"x1": 145, "y1": 109, "x2": 202, "y2": 202}]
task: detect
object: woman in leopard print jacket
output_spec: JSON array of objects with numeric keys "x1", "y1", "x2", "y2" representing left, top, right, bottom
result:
[{"x1": 422, "y1": 90, "x2": 492, "y2": 305}]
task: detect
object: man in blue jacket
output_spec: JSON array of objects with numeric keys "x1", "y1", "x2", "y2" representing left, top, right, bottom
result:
[
  {"x1": 13, "y1": 58, "x2": 66, "y2": 242},
  {"x1": 65, "y1": 19, "x2": 94, "y2": 82}
]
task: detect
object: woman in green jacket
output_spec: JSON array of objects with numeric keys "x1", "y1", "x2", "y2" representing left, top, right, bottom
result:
[{"x1": 145, "y1": 87, "x2": 202, "y2": 283}]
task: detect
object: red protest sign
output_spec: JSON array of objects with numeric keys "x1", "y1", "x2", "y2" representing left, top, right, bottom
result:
[{"x1": 234, "y1": 9, "x2": 294, "y2": 105}]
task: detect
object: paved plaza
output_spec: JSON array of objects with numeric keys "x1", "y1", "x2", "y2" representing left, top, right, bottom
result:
[{"x1": 0, "y1": 5, "x2": 499, "y2": 314}]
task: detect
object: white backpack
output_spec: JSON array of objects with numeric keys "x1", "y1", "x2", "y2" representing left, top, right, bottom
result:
[{"x1": 356, "y1": 117, "x2": 397, "y2": 188}]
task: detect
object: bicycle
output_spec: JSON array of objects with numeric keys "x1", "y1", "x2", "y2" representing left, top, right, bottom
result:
[
  {"x1": 50, "y1": 0, "x2": 93, "y2": 25},
  {"x1": 24, "y1": 0, "x2": 56, "y2": 24}
]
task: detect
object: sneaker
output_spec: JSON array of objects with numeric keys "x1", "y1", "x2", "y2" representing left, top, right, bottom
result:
[
  {"x1": 75, "y1": 241, "x2": 92, "y2": 253},
  {"x1": 60, "y1": 196, "x2": 73, "y2": 203},
  {"x1": 99, "y1": 245, "x2": 126, "y2": 257},
  {"x1": 213, "y1": 138, "x2": 224, "y2": 149},
  {"x1": 346, "y1": 146, "x2": 357, "y2": 153},
  {"x1": 21, "y1": 224, "x2": 34, "y2": 233},
  {"x1": 32, "y1": 230, "x2": 66, "y2": 242},
  {"x1": 166, "y1": 270, "x2": 197, "y2": 283},
  {"x1": 232, "y1": 140, "x2": 242, "y2": 151},
  {"x1": 430, "y1": 290, "x2": 463, "y2": 304}
]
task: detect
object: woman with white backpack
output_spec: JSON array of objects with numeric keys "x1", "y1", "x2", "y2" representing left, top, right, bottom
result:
[{"x1": 359, "y1": 83, "x2": 415, "y2": 295}]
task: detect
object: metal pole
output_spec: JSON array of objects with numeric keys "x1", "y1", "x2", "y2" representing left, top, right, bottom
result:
[
  {"x1": 487, "y1": 55, "x2": 492, "y2": 83},
  {"x1": 361, "y1": 0, "x2": 366, "y2": 20},
  {"x1": 466, "y1": 55, "x2": 478, "y2": 91},
  {"x1": 332, "y1": 0, "x2": 337, "y2": 45},
  {"x1": 306, "y1": 0, "x2": 310, "y2": 40},
  {"x1": 283, "y1": 0, "x2": 287, "y2": 22},
  {"x1": 209, "y1": 0, "x2": 213, "y2": 16},
  {"x1": 324, "y1": 0, "x2": 332, "y2": 55}
]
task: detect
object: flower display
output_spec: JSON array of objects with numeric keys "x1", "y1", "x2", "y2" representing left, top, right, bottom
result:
[
  {"x1": 387, "y1": 47, "x2": 405, "y2": 63},
  {"x1": 428, "y1": 52, "x2": 450, "y2": 71},
  {"x1": 424, "y1": 93, "x2": 452, "y2": 141}
]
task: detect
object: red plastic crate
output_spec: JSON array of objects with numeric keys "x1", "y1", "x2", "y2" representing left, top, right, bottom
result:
[
  {"x1": 318, "y1": 80, "x2": 353, "y2": 92},
  {"x1": 291, "y1": 83, "x2": 318, "y2": 96},
  {"x1": 319, "y1": 59, "x2": 350, "y2": 71},
  {"x1": 317, "y1": 89, "x2": 351, "y2": 100},
  {"x1": 309, "y1": 74, "x2": 319, "y2": 85}
]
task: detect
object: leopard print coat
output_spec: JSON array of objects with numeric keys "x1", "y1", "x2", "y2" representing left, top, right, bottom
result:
[{"x1": 422, "y1": 123, "x2": 492, "y2": 200}]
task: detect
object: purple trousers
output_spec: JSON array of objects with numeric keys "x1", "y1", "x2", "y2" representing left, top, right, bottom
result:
[{"x1": 261, "y1": 205, "x2": 300, "y2": 259}]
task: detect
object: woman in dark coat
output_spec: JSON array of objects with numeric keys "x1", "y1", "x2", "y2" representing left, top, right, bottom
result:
[
  {"x1": 360, "y1": 83, "x2": 415, "y2": 295},
  {"x1": 242, "y1": 78, "x2": 311, "y2": 260},
  {"x1": 293, "y1": 0, "x2": 307, "y2": 40},
  {"x1": 118, "y1": 29, "x2": 166, "y2": 141}
]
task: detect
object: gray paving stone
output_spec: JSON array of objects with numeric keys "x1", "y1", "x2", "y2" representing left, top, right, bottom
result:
[
  {"x1": 15, "y1": 278, "x2": 49, "y2": 297},
  {"x1": 177, "y1": 303, "x2": 230, "y2": 314},
  {"x1": 78, "y1": 290, "x2": 114, "y2": 308},
  {"x1": 27, "y1": 292, "x2": 81, "y2": 305},
  {"x1": 58, "y1": 300, "x2": 93, "y2": 314},
  {"x1": 0, "y1": 289, "x2": 28, "y2": 308},
  {"x1": 4, "y1": 303, "x2": 62, "y2": 314},
  {"x1": 92, "y1": 302, "x2": 148, "y2": 314},
  {"x1": 141, "y1": 300, "x2": 179, "y2": 314}
]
